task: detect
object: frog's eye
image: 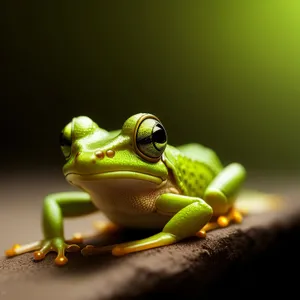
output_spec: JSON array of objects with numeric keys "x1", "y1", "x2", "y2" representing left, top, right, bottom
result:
[
  {"x1": 60, "y1": 123, "x2": 72, "y2": 159},
  {"x1": 134, "y1": 115, "x2": 167, "y2": 162}
]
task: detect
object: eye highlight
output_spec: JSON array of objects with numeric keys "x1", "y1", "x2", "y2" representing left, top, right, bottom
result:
[{"x1": 134, "y1": 115, "x2": 167, "y2": 162}]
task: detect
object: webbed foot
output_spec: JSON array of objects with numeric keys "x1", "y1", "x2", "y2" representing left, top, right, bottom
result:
[
  {"x1": 196, "y1": 207, "x2": 245, "y2": 238},
  {"x1": 5, "y1": 238, "x2": 80, "y2": 266}
]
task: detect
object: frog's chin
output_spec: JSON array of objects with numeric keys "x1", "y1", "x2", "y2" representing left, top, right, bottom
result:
[{"x1": 65, "y1": 171, "x2": 165, "y2": 186}]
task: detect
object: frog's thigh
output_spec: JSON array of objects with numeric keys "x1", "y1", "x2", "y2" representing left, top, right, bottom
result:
[
  {"x1": 111, "y1": 194, "x2": 213, "y2": 256},
  {"x1": 198, "y1": 163, "x2": 246, "y2": 235},
  {"x1": 204, "y1": 163, "x2": 246, "y2": 214}
]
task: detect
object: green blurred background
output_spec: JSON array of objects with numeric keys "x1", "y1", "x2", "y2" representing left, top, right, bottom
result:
[{"x1": 2, "y1": 1, "x2": 300, "y2": 173}]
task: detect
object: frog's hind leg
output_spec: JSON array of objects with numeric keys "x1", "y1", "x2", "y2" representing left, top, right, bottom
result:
[
  {"x1": 197, "y1": 162, "x2": 246, "y2": 238},
  {"x1": 5, "y1": 241, "x2": 42, "y2": 257},
  {"x1": 82, "y1": 193, "x2": 213, "y2": 257},
  {"x1": 66, "y1": 220, "x2": 120, "y2": 244}
]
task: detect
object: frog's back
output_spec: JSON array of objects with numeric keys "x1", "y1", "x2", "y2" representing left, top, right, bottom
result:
[{"x1": 164, "y1": 143, "x2": 223, "y2": 197}]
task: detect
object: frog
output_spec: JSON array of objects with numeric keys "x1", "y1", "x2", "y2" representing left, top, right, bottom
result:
[{"x1": 5, "y1": 113, "x2": 246, "y2": 266}]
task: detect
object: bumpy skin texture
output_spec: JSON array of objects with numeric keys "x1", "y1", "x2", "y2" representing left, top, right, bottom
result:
[
  {"x1": 5, "y1": 113, "x2": 246, "y2": 265},
  {"x1": 165, "y1": 144, "x2": 222, "y2": 197}
]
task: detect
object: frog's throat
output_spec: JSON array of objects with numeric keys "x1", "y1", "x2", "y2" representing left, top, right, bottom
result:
[{"x1": 65, "y1": 171, "x2": 165, "y2": 185}]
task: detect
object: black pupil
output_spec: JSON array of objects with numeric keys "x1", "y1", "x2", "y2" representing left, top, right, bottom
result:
[
  {"x1": 59, "y1": 132, "x2": 71, "y2": 147},
  {"x1": 152, "y1": 124, "x2": 166, "y2": 144}
]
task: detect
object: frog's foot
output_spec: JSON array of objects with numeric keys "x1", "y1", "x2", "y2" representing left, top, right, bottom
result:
[
  {"x1": 33, "y1": 238, "x2": 81, "y2": 266},
  {"x1": 81, "y1": 232, "x2": 176, "y2": 257},
  {"x1": 6, "y1": 238, "x2": 81, "y2": 266},
  {"x1": 196, "y1": 207, "x2": 244, "y2": 238},
  {"x1": 66, "y1": 221, "x2": 120, "y2": 244}
]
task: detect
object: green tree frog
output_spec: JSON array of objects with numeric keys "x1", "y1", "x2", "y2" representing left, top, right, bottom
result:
[{"x1": 5, "y1": 113, "x2": 246, "y2": 265}]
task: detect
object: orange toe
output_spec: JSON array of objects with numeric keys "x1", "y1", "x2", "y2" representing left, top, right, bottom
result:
[
  {"x1": 33, "y1": 251, "x2": 45, "y2": 261},
  {"x1": 55, "y1": 255, "x2": 68, "y2": 266},
  {"x1": 196, "y1": 230, "x2": 207, "y2": 238},
  {"x1": 5, "y1": 249, "x2": 16, "y2": 257},
  {"x1": 217, "y1": 216, "x2": 229, "y2": 227}
]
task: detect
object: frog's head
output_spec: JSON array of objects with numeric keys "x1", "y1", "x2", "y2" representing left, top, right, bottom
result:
[{"x1": 61, "y1": 113, "x2": 169, "y2": 189}]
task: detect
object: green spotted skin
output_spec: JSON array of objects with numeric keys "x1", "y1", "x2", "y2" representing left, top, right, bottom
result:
[{"x1": 164, "y1": 143, "x2": 224, "y2": 197}]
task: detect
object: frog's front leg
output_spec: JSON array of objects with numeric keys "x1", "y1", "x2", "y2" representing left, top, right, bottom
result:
[
  {"x1": 5, "y1": 191, "x2": 98, "y2": 265},
  {"x1": 198, "y1": 163, "x2": 246, "y2": 237},
  {"x1": 82, "y1": 193, "x2": 213, "y2": 256}
]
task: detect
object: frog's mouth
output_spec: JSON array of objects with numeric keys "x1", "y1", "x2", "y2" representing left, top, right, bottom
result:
[{"x1": 65, "y1": 171, "x2": 165, "y2": 185}]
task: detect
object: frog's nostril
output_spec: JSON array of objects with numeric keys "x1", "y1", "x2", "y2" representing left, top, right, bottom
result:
[
  {"x1": 95, "y1": 150, "x2": 104, "y2": 159},
  {"x1": 94, "y1": 149, "x2": 115, "y2": 159},
  {"x1": 106, "y1": 150, "x2": 115, "y2": 158}
]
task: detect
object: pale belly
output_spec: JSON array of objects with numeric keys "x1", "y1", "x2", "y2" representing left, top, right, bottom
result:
[
  {"x1": 80, "y1": 178, "x2": 180, "y2": 229},
  {"x1": 101, "y1": 210, "x2": 172, "y2": 229}
]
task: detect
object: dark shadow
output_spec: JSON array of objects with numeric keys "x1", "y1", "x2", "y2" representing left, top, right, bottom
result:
[{"x1": 48, "y1": 228, "x2": 163, "y2": 276}]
